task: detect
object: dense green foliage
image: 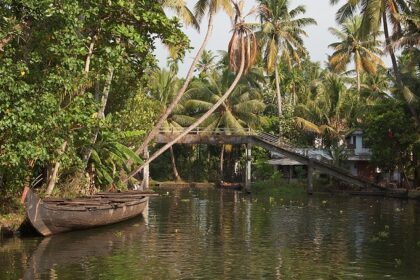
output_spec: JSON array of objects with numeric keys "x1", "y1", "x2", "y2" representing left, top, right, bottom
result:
[
  {"x1": 0, "y1": 0, "x2": 188, "y2": 195},
  {"x1": 150, "y1": 0, "x2": 419, "y2": 188},
  {"x1": 1, "y1": 0, "x2": 419, "y2": 202}
]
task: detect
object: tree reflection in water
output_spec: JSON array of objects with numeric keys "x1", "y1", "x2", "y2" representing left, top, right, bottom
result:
[{"x1": 1, "y1": 188, "x2": 419, "y2": 279}]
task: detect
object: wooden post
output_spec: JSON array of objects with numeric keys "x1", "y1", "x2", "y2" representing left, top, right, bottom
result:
[
  {"x1": 143, "y1": 146, "x2": 149, "y2": 190},
  {"x1": 288, "y1": 166, "x2": 293, "y2": 183},
  {"x1": 245, "y1": 143, "x2": 252, "y2": 193},
  {"x1": 307, "y1": 160, "x2": 313, "y2": 195}
]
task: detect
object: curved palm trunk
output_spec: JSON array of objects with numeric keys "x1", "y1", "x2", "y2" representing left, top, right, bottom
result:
[
  {"x1": 130, "y1": 13, "x2": 215, "y2": 163},
  {"x1": 383, "y1": 12, "x2": 402, "y2": 87},
  {"x1": 356, "y1": 70, "x2": 361, "y2": 92},
  {"x1": 123, "y1": 38, "x2": 246, "y2": 183},
  {"x1": 383, "y1": 12, "x2": 419, "y2": 127},
  {"x1": 170, "y1": 146, "x2": 181, "y2": 181},
  {"x1": 220, "y1": 145, "x2": 225, "y2": 179},
  {"x1": 275, "y1": 66, "x2": 283, "y2": 135}
]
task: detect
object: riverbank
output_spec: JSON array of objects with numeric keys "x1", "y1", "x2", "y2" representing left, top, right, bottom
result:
[
  {"x1": 0, "y1": 194, "x2": 25, "y2": 239},
  {"x1": 153, "y1": 181, "x2": 215, "y2": 189},
  {"x1": 252, "y1": 179, "x2": 307, "y2": 197}
]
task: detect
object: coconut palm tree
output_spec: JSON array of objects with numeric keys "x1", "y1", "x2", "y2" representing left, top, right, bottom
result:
[
  {"x1": 295, "y1": 72, "x2": 363, "y2": 145},
  {"x1": 329, "y1": 0, "x2": 406, "y2": 79},
  {"x1": 389, "y1": 0, "x2": 420, "y2": 50},
  {"x1": 131, "y1": 0, "x2": 233, "y2": 161},
  {"x1": 124, "y1": 0, "x2": 258, "y2": 182},
  {"x1": 329, "y1": 0, "x2": 419, "y2": 126},
  {"x1": 359, "y1": 68, "x2": 392, "y2": 100},
  {"x1": 186, "y1": 74, "x2": 265, "y2": 133},
  {"x1": 162, "y1": 0, "x2": 200, "y2": 30},
  {"x1": 328, "y1": 16, "x2": 385, "y2": 92},
  {"x1": 257, "y1": 0, "x2": 316, "y2": 134},
  {"x1": 196, "y1": 49, "x2": 218, "y2": 77},
  {"x1": 147, "y1": 67, "x2": 196, "y2": 181},
  {"x1": 185, "y1": 67, "x2": 265, "y2": 174}
]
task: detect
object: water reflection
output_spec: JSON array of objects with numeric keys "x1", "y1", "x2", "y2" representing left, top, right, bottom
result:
[
  {"x1": 1, "y1": 189, "x2": 420, "y2": 279},
  {"x1": 19, "y1": 217, "x2": 146, "y2": 280}
]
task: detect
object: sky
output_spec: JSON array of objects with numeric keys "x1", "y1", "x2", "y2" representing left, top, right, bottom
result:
[{"x1": 155, "y1": 0, "x2": 347, "y2": 77}]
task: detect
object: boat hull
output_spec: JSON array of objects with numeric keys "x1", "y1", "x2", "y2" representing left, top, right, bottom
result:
[
  {"x1": 218, "y1": 181, "x2": 243, "y2": 190},
  {"x1": 24, "y1": 188, "x2": 148, "y2": 236}
]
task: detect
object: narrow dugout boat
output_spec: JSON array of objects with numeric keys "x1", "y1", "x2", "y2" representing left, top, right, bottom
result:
[
  {"x1": 218, "y1": 181, "x2": 243, "y2": 190},
  {"x1": 21, "y1": 187, "x2": 155, "y2": 236}
]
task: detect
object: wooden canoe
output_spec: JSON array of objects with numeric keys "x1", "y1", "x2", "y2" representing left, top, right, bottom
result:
[
  {"x1": 22, "y1": 187, "x2": 152, "y2": 236},
  {"x1": 218, "y1": 181, "x2": 243, "y2": 190}
]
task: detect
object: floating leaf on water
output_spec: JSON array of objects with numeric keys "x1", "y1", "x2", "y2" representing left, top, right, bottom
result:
[{"x1": 181, "y1": 199, "x2": 190, "y2": 202}]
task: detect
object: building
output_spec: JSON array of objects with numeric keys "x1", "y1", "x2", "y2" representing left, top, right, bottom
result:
[{"x1": 268, "y1": 129, "x2": 377, "y2": 181}]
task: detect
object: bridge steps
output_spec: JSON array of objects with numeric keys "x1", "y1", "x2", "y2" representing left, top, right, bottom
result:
[{"x1": 156, "y1": 128, "x2": 383, "y2": 192}]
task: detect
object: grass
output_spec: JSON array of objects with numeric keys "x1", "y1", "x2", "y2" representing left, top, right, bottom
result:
[
  {"x1": 0, "y1": 194, "x2": 26, "y2": 235},
  {"x1": 252, "y1": 175, "x2": 307, "y2": 197}
]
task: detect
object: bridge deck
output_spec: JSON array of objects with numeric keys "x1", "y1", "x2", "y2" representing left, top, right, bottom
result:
[
  {"x1": 156, "y1": 128, "x2": 382, "y2": 190},
  {"x1": 155, "y1": 133, "x2": 252, "y2": 145}
]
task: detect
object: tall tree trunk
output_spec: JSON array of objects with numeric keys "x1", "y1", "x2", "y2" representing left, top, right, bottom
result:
[
  {"x1": 130, "y1": 12, "x2": 216, "y2": 162},
  {"x1": 84, "y1": 36, "x2": 96, "y2": 74},
  {"x1": 383, "y1": 12, "x2": 402, "y2": 87},
  {"x1": 83, "y1": 67, "x2": 114, "y2": 163},
  {"x1": 275, "y1": 66, "x2": 283, "y2": 136},
  {"x1": 123, "y1": 36, "x2": 246, "y2": 183},
  {"x1": 220, "y1": 145, "x2": 225, "y2": 179},
  {"x1": 356, "y1": 69, "x2": 361, "y2": 92},
  {"x1": 43, "y1": 39, "x2": 96, "y2": 196},
  {"x1": 414, "y1": 148, "x2": 420, "y2": 188},
  {"x1": 45, "y1": 141, "x2": 68, "y2": 196},
  {"x1": 170, "y1": 146, "x2": 181, "y2": 181},
  {"x1": 383, "y1": 12, "x2": 419, "y2": 127}
]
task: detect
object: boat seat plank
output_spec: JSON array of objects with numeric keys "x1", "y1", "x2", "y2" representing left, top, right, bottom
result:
[{"x1": 97, "y1": 191, "x2": 158, "y2": 196}]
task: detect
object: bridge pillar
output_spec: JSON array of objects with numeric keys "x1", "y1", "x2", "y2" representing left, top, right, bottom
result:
[
  {"x1": 143, "y1": 146, "x2": 149, "y2": 190},
  {"x1": 307, "y1": 160, "x2": 313, "y2": 195},
  {"x1": 245, "y1": 143, "x2": 252, "y2": 193}
]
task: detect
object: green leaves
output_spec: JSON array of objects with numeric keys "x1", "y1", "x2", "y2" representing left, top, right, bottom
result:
[
  {"x1": 0, "y1": 0, "x2": 188, "y2": 193},
  {"x1": 90, "y1": 135, "x2": 143, "y2": 186},
  {"x1": 364, "y1": 98, "x2": 417, "y2": 173}
]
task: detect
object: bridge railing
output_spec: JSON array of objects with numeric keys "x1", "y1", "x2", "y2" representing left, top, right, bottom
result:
[
  {"x1": 158, "y1": 127, "x2": 255, "y2": 135},
  {"x1": 157, "y1": 127, "x2": 379, "y2": 188},
  {"x1": 158, "y1": 127, "x2": 296, "y2": 147}
]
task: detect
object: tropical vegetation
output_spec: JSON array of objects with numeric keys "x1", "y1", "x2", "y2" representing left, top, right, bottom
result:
[{"x1": 1, "y1": 0, "x2": 419, "y2": 215}]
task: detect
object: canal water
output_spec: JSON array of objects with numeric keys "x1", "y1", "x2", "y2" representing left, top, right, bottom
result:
[{"x1": 1, "y1": 188, "x2": 420, "y2": 279}]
